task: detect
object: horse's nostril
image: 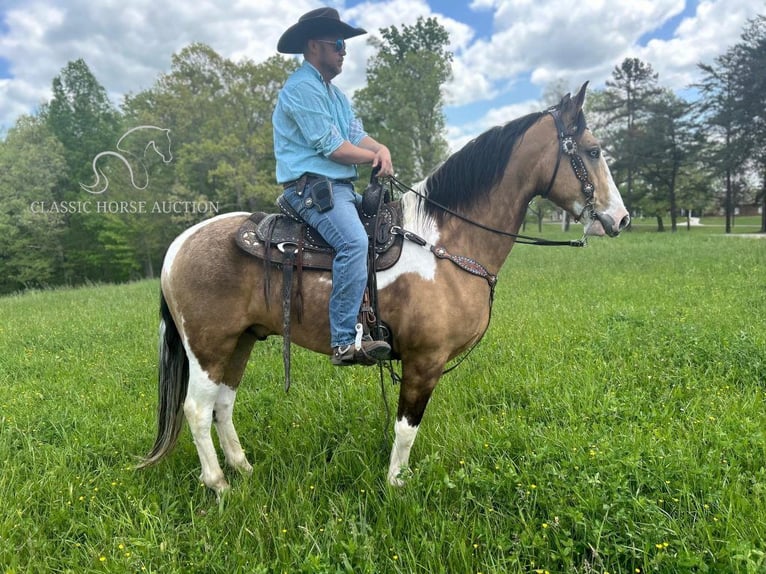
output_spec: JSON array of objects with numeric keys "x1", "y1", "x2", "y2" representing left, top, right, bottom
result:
[{"x1": 618, "y1": 214, "x2": 630, "y2": 231}]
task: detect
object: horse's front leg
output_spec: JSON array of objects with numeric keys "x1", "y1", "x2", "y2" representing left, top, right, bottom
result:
[{"x1": 388, "y1": 357, "x2": 445, "y2": 486}]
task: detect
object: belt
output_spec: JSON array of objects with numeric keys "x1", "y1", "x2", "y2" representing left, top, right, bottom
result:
[{"x1": 282, "y1": 173, "x2": 353, "y2": 191}]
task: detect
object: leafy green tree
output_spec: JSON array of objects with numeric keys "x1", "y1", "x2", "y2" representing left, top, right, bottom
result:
[
  {"x1": 124, "y1": 45, "x2": 296, "y2": 213},
  {"x1": 697, "y1": 16, "x2": 766, "y2": 233},
  {"x1": 43, "y1": 59, "x2": 121, "y2": 189},
  {"x1": 0, "y1": 116, "x2": 67, "y2": 293},
  {"x1": 354, "y1": 17, "x2": 452, "y2": 184},
  {"x1": 633, "y1": 90, "x2": 707, "y2": 232},
  {"x1": 697, "y1": 49, "x2": 748, "y2": 233},
  {"x1": 731, "y1": 15, "x2": 766, "y2": 232},
  {"x1": 41, "y1": 59, "x2": 124, "y2": 283},
  {"x1": 591, "y1": 58, "x2": 661, "y2": 218}
]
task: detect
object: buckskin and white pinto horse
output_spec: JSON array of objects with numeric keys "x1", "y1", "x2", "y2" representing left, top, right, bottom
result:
[{"x1": 138, "y1": 83, "x2": 630, "y2": 494}]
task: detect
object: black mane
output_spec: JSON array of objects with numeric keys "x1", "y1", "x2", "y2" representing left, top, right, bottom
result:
[{"x1": 422, "y1": 110, "x2": 546, "y2": 220}]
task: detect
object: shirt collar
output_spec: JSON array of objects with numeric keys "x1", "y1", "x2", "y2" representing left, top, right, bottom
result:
[{"x1": 302, "y1": 60, "x2": 332, "y2": 88}]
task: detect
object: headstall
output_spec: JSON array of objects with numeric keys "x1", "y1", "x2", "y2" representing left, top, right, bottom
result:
[{"x1": 542, "y1": 109, "x2": 598, "y2": 224}]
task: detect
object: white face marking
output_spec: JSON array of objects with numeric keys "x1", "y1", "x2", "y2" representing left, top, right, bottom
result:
[
  {"x1": 602, "y1": 157, "x2": 627, "y2": 213},
  {"x1": 377, "y1": 189, "x2": 440, "y2": 290},
  {"x1": 162, "y1": 211, "x2": 249, "y2": 279},
  {"x1": 388, "y1": 417, "x2": 420, "y2": 486},
  {"x1": 579, "y1": 157, "x2": 629, "y2": 236}
]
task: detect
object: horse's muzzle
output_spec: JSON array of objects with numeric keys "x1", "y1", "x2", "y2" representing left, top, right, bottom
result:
[{"x1": 595, "y1": 211, "x2": 630, "y2": 237}]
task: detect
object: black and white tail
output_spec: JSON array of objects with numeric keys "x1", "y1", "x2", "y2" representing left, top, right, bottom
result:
[{"x1": 137, "y1": 291, "x2": 189, "y2": 468}]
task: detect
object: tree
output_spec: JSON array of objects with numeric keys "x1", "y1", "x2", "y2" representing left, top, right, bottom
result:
[
  {"x1": 43, "y1": 59, "x2": 121, "y2": 188},
  {"x1": 40, "y1": 59, "x2": 125, "y2": 283},
  {"x1": 731, "y1": 16, "x2": 766, "y2": 232},
  {"x1": 0, "y1": 116, "x2": 67, "y2": 293},
  {"x1": 354, "y1": 17, "x2": 452, "y2": 184},
  {"x1": 592, "y1": 58, "x2": 661, "y2": 218},
  {"x1": 124, "y1": 45, "x2": 297, "y2": 212},
  {"x1": 633, "y1": 90, "x2": 706, "y2": 232},
  {"x1": 697, "y1": 49, "x2": 748, "y2": 233}
]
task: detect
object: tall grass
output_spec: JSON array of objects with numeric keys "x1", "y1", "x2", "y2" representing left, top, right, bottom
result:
[{"x1": 0, "y1": 230, "x2": 764, "y2": 573}]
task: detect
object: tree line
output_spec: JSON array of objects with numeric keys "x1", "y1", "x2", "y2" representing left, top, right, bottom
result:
[
  {"x1": 588, "y1": 16, "x2": 766, "y2": 234},
  {"x1": 0, "y1": 15, "x2": 763, "y2": 295}
]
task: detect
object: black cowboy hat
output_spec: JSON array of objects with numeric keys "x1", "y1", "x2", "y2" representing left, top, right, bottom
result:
[{"x1": 277, "y1": 7, "x2": 366, "y2": 54}]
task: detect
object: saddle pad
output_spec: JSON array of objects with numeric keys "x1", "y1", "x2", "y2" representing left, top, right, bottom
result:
[{"x1": 235, "y1": 203, "x2": 404, "y2": 272}]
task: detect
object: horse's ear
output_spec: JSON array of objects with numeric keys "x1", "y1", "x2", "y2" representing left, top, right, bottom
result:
[
  {"x1": 573, "y1": 81, "x2": 588, "y2": 111},
  {"x1": 560, "y1": 81, "x2": 589, "y2": 131}
]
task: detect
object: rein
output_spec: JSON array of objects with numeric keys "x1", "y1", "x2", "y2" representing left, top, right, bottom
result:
[
  {"x1": 388, "y1": 107, "x2": 600, "y2": 249},
  {"x1": 376, "y1": 109, "x2": 601, "y2": 385},
  {"x1": 389, "y1": 176, "x2": 587, "y2": 248}
]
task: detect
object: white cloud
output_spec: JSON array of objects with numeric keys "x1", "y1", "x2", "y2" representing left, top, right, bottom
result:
[
  {"x1": 447, "y1": 0, "x2": 763, "y2": 108},
  {"x1": 0, "y1": 0, "x2": 316, "y2": 130},
  {"x1": 446, "y1": 97, "x2": 540, "y2": 151},
  {"x1": 449, "y1": 0, "x2": 686, "y2": 106},
  {"x1": 638, "y1": 0, "x2": 764, "y2": 90},
  {"x1": 0, "y1": 0, "x2": 763, "y2": 148},
  {"x1": 438, "y1": 0, "x2": 762, "y2": 150},
  {"x1": 338, "y1": 0, "x2": 474, "y2": 94}
]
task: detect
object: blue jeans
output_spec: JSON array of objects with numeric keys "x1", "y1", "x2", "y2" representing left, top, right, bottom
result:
[{"x1": 283, "y1": 181, "x2": 368, "y2": 348}]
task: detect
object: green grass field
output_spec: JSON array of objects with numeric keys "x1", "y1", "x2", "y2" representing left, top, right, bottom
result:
[{"x1": 1, "y1": 228, "x2": 765, "y2": 573}]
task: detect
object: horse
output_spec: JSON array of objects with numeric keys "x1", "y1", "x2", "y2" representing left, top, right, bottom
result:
[
  {"x1": 80, "y1": 125, "x2": 173, "y2": 194},
  {"x1": 138, "y1": 83, "x2": 630, "y2": 495}
]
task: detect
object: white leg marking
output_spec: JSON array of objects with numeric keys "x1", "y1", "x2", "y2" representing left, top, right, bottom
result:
[
  {"x1": 388, "y1": 417, "x2": 420, "y2": 487},
  {"x1": 214, "y1": 385, "x2": 252, "y2": 474},
  {"x1": 184, "y1": 347, "x2": 229, "y2": 493}
]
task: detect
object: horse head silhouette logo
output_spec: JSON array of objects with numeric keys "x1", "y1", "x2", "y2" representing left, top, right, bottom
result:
[{"x1": 80, "y1": 125, "x2": 173, "y2": 194}]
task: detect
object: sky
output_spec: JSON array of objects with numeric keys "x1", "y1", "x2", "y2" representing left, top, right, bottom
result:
[{"x1": 0, "y1": 0, "x2": 764, "y2": 151}]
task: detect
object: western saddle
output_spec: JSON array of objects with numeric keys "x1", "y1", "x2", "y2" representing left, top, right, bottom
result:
[{"x1": 235, "y1": 177, "x2": 404, "y2": 390}]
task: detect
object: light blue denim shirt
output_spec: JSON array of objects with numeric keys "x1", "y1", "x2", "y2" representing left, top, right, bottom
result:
[{"x1": 273, "y1": 60, "x2": 367, "y2": 183}]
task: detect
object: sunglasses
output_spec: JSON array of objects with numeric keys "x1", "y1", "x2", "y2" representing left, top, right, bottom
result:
[{"x1": 316, "y1": 38, "x2": 346, "y2": 52}]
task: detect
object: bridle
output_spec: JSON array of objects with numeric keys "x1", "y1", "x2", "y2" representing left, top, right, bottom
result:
[
  {"x1": 541, "y1": 108, "x2": 599, "y2": 230},
  {"x1": 378, "y1": 109, "x2": 602, "y2": 378},
  {"x1": 388, "y1": 107, "x2": 606, "y2": 248}
]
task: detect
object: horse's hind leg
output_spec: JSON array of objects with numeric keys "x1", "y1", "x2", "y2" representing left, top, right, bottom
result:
[
  {"x1": 214, "y1": 333, "x2": 256, "y2": 475},
  {"x1": 184, "y1": 356, "x2": 229, "y2": 493},
  {"x1": 185, "y1": 333, "x2": 255, "y2": 494}
]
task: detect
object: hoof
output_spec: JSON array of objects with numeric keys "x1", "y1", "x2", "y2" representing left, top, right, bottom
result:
[
  {"x1": 211, "y1": 481, "x2": 230, "y2": 501},
  {"x1": 228, "y1": 458, "x2": 253, "y2": 475},
  {"x1": 201, "y1": 472, "x2": 230, "y2": 495},
  {"x1": 387, "y1": 467, "x2": 412, "y2": 487},
  {"x1": 388, "y1": 475, "x2": 406, "y2": 488}
]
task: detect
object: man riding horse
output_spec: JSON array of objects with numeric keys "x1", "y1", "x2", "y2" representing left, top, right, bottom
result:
[{"x1": 273, "y1": 7, "x2": 394, "y2": 366}]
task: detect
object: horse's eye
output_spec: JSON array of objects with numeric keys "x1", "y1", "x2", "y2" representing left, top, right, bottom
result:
[{"x1": 588, "y1": 148, "x2": 600, "y2": 159}]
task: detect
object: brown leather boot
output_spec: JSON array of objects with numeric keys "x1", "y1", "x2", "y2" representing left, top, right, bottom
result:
[{"x1": 331, "y1": 340, "x2": 391, "y2": 366}]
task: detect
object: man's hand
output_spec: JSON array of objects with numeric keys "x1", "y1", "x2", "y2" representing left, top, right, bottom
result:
[
  {"x1": 372, "y1": 145, "x2": 393, "y2": 177},
  {"x1": 329, "y1": 137, "x2": 395, "y2": 176}
]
